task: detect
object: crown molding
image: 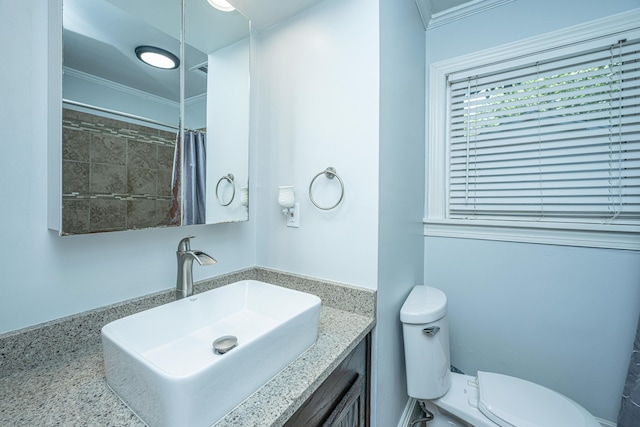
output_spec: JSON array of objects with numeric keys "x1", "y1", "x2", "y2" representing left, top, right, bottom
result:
[
  {"x1": 414, "y1": 0, "x2": 432, "y2": 30},
  {"x1": 417, "y1": 0, "x2": 515, "y2": 31},
  {"x1": 63, "y1": 67, "x2": 178, "y2": 108}
]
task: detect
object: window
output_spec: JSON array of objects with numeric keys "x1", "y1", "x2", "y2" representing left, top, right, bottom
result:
[{"x1": 425, "y1": 10, "x2": 640, "y2": 250}]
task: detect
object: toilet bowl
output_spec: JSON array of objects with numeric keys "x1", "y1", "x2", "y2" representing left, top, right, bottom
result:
[{"x1": 400, "y1": 285, "x2": 601, "y2": 427}]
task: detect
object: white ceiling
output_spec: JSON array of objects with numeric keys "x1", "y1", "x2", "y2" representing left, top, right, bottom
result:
[{"x1": 229, "y1": 0, "x2": 327, "y2": 31}]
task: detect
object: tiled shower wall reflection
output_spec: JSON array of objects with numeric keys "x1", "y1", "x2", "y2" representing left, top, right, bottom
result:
[{"x1": 62, "y1": 109, "x2": 177, "y2": 234}]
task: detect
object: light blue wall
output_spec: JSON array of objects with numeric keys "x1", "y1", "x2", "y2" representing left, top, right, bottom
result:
[
  {"x1": 376, "y1": 0, "x2": 426, "y2": 425},
  {"x1": 424, "y1": 1, "x2": 640, "y2": 422},
  {"x1": 253, "y1": 0, "x2": 380, "y2": 288}
]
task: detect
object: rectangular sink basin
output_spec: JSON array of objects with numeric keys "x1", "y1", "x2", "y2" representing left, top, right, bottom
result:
[{"x1": 101, "y1": 280, "x2": 321, "y2": 427}]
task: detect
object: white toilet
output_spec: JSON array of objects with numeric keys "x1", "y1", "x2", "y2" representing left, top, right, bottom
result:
[{"x1": 400, "y1": 285, "x2": 601, "y2": 427}]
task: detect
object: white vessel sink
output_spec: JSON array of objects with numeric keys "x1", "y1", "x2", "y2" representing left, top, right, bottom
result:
[{"x1": 101, "y1": 280, "x2": 321, "y2": 427}]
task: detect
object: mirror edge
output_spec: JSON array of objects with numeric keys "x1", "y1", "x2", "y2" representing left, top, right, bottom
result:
[{"x1": 47, "y1": 0, "x2": 63, "y2": 234}]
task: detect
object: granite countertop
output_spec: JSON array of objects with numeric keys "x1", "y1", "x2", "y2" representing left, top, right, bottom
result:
[{"x1": 0, "y1": 268, "x2": 376, "y2": 427}]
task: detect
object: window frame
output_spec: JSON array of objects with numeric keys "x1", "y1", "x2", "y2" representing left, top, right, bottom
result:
[{"x1": 424, "y1": 9, "x2": 640, "y2": 251}]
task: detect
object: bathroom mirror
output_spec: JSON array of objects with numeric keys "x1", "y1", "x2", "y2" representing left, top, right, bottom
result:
[{"x1": 56, "y1": 0, "x2": 249, "y2": 234}]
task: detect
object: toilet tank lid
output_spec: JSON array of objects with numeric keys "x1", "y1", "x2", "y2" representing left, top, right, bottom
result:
[{"x1": 400, "y1": 285, "x2": 447, "y2": 324}]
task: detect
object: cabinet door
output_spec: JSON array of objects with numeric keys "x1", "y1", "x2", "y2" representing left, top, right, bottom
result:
[
  {"x1": 285, "y1": 334, "x2": 370, "y2": 427},
  {"x1": 322, "y1": 373, "x2": 365, "y2": 427}
]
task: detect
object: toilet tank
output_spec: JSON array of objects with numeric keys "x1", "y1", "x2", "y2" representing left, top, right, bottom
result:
[{"x1": 400, "y1": 285, "x2": 451, "y2": 400}]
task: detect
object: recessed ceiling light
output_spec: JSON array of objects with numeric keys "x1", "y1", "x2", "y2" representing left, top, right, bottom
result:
[
  {"x1": 135, "y1": 46, "x2": 179, "y2": 70},
  {"x1": 207, "y1": 0, "x2": 235, "y2": 12}
]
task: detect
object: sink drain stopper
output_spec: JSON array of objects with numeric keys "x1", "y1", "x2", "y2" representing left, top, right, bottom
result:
[{"x1": 212, "y1": 335, "x2": 238, "y2": 354}]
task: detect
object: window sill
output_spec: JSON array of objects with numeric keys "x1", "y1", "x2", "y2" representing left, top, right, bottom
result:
[{"x1": 423, "y1": 218, "x2": 639, "y2": 251}]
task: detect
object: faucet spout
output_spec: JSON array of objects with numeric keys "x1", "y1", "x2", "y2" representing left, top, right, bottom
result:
[
  {"x1": 176, "y1": 236, "x2": 216, "y2": 300},
  {"x1": 191, "y1": 250, "x2": 217, "y2": 266}
]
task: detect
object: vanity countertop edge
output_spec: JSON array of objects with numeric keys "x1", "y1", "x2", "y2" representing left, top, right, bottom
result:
[{"x1": 0, "y1": 267, "x2": 376, "y2": 427}]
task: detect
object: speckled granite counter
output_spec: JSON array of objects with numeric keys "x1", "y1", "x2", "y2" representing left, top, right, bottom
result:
[{"x1": 0, "y1": 268, "x2": 376, "y2": 427}]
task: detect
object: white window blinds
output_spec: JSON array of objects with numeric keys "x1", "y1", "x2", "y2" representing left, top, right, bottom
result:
[{"x1": 447, "y1": 38, "x2": 640, "y2": 226}]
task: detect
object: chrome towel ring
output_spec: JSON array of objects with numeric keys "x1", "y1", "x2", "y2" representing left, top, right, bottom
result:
[
  {"x1": 309, "y1": 167, "x2": 344, "y2": 210},
  {"x1": 215, "y1": 173, "x2": 235, "y2": 206}
]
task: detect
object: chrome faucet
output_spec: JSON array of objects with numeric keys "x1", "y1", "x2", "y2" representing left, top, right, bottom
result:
[{"x1": 176, "y1": 236, "x2": 216, "y2": 300}]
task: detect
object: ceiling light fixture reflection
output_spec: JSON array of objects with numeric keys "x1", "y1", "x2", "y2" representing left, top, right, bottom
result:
[
  {"x1": 207, "y1": 0, "x2": 235, "y2": 12},
  {"x1": 135, "y1": 46, "x2": 180, "y2": 70}
]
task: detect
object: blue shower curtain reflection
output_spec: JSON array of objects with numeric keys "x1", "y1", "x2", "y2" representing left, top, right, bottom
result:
[
  {"x1": 171, "y1": 130, "x2": 207, "y2": 226},
  {"x1": 183, "y1": 130, "x2": 207, "y2": 225}
]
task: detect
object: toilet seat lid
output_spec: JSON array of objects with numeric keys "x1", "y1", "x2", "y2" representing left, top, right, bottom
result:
[{"x1": 477, "y1": 372, "x2": 596, "y2": 427}]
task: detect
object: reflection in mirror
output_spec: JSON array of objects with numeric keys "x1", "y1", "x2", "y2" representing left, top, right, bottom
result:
[
  {"x1": 59, "y1": 0, "x2": 249, "y2": 235},
  {"x1": 185, "y1": 0, "x2": 250, "y2": 225}
]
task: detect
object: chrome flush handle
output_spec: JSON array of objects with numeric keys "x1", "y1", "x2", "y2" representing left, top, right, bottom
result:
[{"x1": 422, "y1": 326, "x2": 440, "y2": 336}]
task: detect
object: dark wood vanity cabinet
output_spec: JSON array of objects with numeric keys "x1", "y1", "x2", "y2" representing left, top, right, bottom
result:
[{"x1": 285, "y1": 334, "x2": 371, "y2": 427}]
